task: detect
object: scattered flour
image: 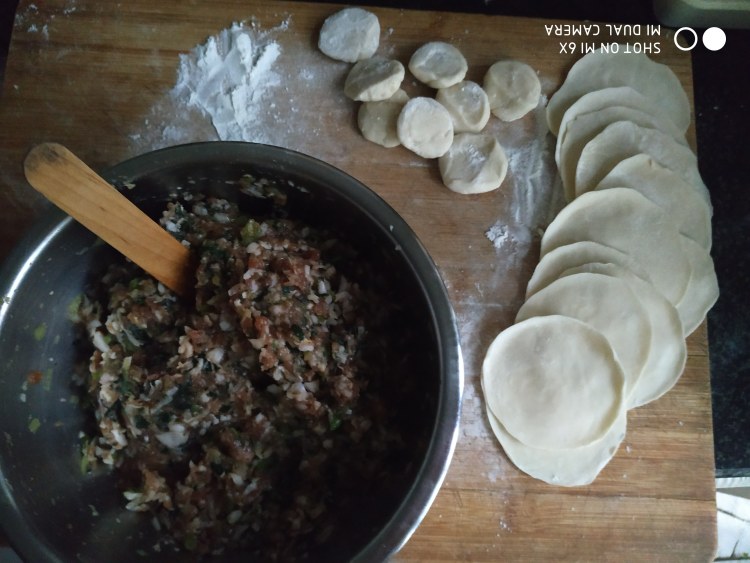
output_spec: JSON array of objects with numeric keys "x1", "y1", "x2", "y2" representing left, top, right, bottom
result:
[
  {"x1": 459, "y1": 93, "x2": 563, "y2": 469},
  {"x1": 466, "y1": 94, "x2": 561, "y2": 311},
  {"x1": 484, "y1": 221, "x2": 534, "y2": 264},
  {"x1": 485, "y1": 222, "x2": 511, "y2": 249},
  {"x1": 476, "y1": 93, "x2": 563, "y2": 274},
  {"x1": 26, "y1": 23, "x2": 49, "y2": 39},
  {"x1": 15, "y1": 3, "x2": 38, "y2": 28},
  {"x1": 487, "y1": 94, "x2": 564, "y2": 236},
  {"x1": 486, "y1": 466, "x2": 502, "y2": 483},
  {"x1": 460, "y1": 380, "x2": 487, "y2": 440},
  {"x1": 129, "y1": 17, "x2": 351, "y2": 160}
]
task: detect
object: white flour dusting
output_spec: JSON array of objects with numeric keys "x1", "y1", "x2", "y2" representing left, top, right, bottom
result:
[
  {"x1": 485, "y1": 222, "x2": 510, "y2": 248},
  {"x1": 172, "y1": 23, "x2": 282, "y2": 142},
  {"x1": 129, "y1": 17, "x2": 351, "y2": 160},
  {"x1": 455, "y1": 94, "x2": 562, "y2": 463},
  {"x1": 484, "y1": 93, "x2": 564, "y2": 255},
  {"x1": 460, "y1": 379, "x2": 487, "y2": 440},
  {"x1": 473, "y1": 95, "x2": 562, "y2": 279}
]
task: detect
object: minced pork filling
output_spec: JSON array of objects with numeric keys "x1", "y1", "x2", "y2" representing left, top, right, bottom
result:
[{"x1": 76, "y1": 195, "x2": 402, "y2": 557}]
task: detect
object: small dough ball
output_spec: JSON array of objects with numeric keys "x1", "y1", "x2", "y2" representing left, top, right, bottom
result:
[
  {"x1": 438, "y1": 133, "x2": 508, "y2": 194},
  {"x1": 408, "y1": 41, "x2": 468, "y2": 88},
  {"x1": 484, "y1": 60, "x2": 541, "y2": 121},
  {"x1": 357, "y1": 89, "x2": 410, "y2": 148},
  {"x1": 318, "y1": 8, "x2": 380, "y2": 63},
  {"x1": 397, "y1": 97, "x2": 454, "y2": 158},
  {"x1": 344, "y1": 57, "x2": 405, "y2": 102},
  {"x1": 435, "y1": 81, "x2": 490, "y2": 133}
]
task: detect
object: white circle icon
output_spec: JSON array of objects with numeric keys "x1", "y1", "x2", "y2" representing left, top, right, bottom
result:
[
  {"x1": 703, "y1": 27, "x2": 727, "y2": 51},
  {"x1": 674, "y1": 27, "x2": 698, "y2": 51}
]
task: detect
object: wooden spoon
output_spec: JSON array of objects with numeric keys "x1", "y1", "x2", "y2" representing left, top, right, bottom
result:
[{"x1": 24, "y1": 143, "x2": 194, "y2": 297}]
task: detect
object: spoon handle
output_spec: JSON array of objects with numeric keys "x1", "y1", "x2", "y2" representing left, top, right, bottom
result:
[{"x1": 24, "y1": 143, "x2": 193, "y2": 297}]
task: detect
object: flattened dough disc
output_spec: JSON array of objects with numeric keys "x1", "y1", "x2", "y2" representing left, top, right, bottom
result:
[
  {"x1": 595, "y1": 154, "x2": 712, "y2": 250},
  {"x1": 574, "y1": 120, "x2": 709, "y2": 205},
  {"x1": 486, "y1": 405, "x2": 627, "y2": 487},
  {"x1": 558, "y1": 263, "x2": 687, "y2": 408},
  {"x1": 677, "y1": 236, "x2": 720, "y2": 336},
  {"x1": 525, "y1": 240, "x2": 652, "y2": 299},
  {"x1": 482, "y1": 315, "x2": 625, "y2": 450},
  {"x1": 540, "y1": 188, "x2": 692, "y2": 306},
  {"x1": 557, "y1": 106, "x2": 686, "y2": 201},
  {"x1": 546, "y1": 47, "x2": 690, "y2": 136},
  {"x1": 516, "y1": 272, "x2": 652, "y2": 399},
  {"x1": 557, "y1": 86, "x2": 678, "y2": 149}
]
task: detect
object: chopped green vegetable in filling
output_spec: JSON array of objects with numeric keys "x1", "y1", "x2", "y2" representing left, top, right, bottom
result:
[
  {"x1": 74, "y1": 195, "x2": 402, "y2": 559},
  {"x1": 28, "y1": 417, "x2": 41, "y2": 433},
  {"x1": 33, "y1": 323, "x2": 47, "y2": 341}
]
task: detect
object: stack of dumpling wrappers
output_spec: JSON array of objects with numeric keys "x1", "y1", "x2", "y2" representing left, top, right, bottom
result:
[{"x1": 482, "y1": 46, "x2": 719, "y2": 487}]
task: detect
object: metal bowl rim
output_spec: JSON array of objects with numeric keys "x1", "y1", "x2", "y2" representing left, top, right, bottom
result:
[{"x1": 0, "y1": 141, "x2": 464, "y2": 561}]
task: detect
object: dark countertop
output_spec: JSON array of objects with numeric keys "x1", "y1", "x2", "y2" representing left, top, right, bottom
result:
[{"x1": 1, "y1": 0, "x2": 748, "y2": 477}]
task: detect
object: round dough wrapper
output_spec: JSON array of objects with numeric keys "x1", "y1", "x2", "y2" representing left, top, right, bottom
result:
[
  {"x1": 575, "y1": 121, "x2": 710, "y2": 205},
  {"x1": 516, "y1": 272, "x2": 652, "y2": 399},
  {"x1": 483, "y1": 60, "x2": 541, "y2": 121},
  {"x1": 408, "y1": 42, "x2": 468, "y2": 89},
  {"x1": 435, "y1": 81, "x2": 490, "y2": 133},
  {"x1": 676, "y1": 236, "x2": 720, "y2": 336},
  {"x1": 557, "y1": 86, "x2": 675, "y2": 148},
  {"x1": 540, "y1": 188, "x2": 691, "y2": 306},
  {"x1": 557, "y1": 106, "x2": 687, "y2": 201},
  {"x1": 595, "y1": 154, "x2": 712, "y2": 250},
  {"x1": 482, "y1": 315, "x2": 625, "y2": 450},
  {"x1": 357, "y1": 89, "x2": 410, "y2": 148},
  {"x1": 558, "y1": 263, "x2": 687, "y2": 408},
  {"x1": 344, "y1": 57, "x2": 405, "y2": 102},
  {"x1": 318, "y1": 7, "x2": 380, "y2": 63},
  {"x1": 486, "y1": 404, "x2": 627, "y2": 487},
  {"x1": 546, "y1": 47, "x2": 690, "y2": 136},
  {"x1": 397, "y1": 97, "x2": 454, "y2": 158},
  {"x1": 438, "y1": 133, "x2": 508, "y2": 194},
  {"x1": 525, "y1": 240, "x2": 652, "y2": 299}
]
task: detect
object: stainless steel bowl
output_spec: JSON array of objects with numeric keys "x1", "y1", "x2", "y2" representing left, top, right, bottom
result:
[{"x1": 0, "y1": 142, "x2": 463, "y2": 562}]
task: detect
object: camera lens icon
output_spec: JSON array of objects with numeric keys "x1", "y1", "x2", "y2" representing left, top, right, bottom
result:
[{"x1": 674, "y1": 27, "x2": 726, "y2": 51}]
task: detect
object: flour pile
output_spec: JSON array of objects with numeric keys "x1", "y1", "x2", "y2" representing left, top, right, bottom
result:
[
  {"x1": 129, "y1": 18, "x2": 349, "y2": 158},
  {"x1": 173, "y1": 23, "x2": 282, "y2": 142}
]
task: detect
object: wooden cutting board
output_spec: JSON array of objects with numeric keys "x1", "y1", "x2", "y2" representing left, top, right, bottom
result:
[{"x1": 0, "y1": 0, "x2": 717, "y2": 560}]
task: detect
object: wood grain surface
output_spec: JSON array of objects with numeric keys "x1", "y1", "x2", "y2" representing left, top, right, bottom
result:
[{"x1": 0, "y1": 1, "x2": 717, "y2": 560}]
